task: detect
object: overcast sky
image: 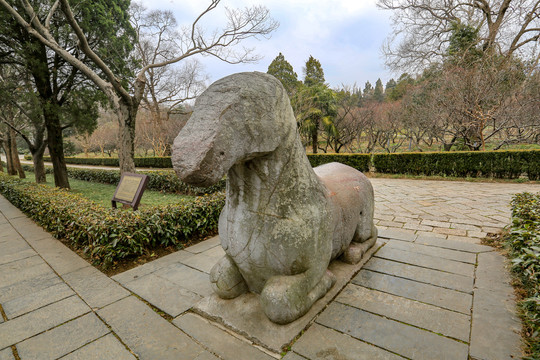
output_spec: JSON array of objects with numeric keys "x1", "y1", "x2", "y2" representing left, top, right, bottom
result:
[{"x1": 139, "y1": 0, "x2": 394, "y2": 89}]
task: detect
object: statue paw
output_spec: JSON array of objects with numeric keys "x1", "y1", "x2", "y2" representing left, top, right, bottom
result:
[{"x1": 209, "y1": 255, "x2": 248, "y2": 299}]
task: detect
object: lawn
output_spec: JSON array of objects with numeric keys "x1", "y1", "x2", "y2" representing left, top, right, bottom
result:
[{"x1": 21, "y1": 172, "x2": 191, "y2": 208}]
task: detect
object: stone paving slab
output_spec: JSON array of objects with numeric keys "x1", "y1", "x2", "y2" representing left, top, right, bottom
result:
[
  {"x1": 98, "y1": 296, "x2": 209, "y2": 360},
  {"x1": 353, "y1": 269, "x2": 473, "y2": 314},
  {"x1": 24, "y1": 237, "x2": 90, "y2": 276},
  {"x1": 386, "y1": 239, "x2": 477, "y2": 264},
  {"x1": 60, "y1": 334, "x2": 136, "y2": 360},
  {"x1": 154, "y1": 263, "x2": 214, "y2": 297},
  {"x1": 174, "y1": 313, "x2": 276, "y2": 360},
  {"x1": 193, "y1": 240, "x2": 384, "y2": 353},
  {"x1": 62, "y1": 266, "x2": 130, "y2": 310},
  {"x1": 291, "y1": 323, "x2": 403, "y2": 360},
  {"x1": 16, "y1": 313, "x2": 109, "y2": 360},
  {"x1": 0, "y1": 296, "x2": 90, "y2": 350},
  {"x1": 180, "y1": 245, "x2": 225, "y2": 274},
  {"x1": 2, "y1": 282, "x2": 74, "y2": 319},
  {"x1": 363, "y1": 257, "x2": 474, "y2": 293},
  {"x1": 0, "y1": 272, "x2": 62, "y2": 304},
  {"x1": 374, "y1": 246, "x2": 476, "y2": 277},
  {"x1": 316, "y1": 302, "x2": 469, "y2": 360},
  {"x1": 0, "y1": 348, "x2": 14, "y2": 360},
  {"x1": 415, "y1": 234, "x2": 494, "y2": 253},
  {"x1": 337, "y1": 283, "x2": 470, "y2": 342}
]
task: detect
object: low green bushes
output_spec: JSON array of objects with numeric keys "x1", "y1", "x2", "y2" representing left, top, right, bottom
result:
[
  {"x1": 308, "y1": 153, "x2": 371, "y2": 173},
  {"x1": 21, "y1": 165, "x2": 225, "y2": 195},
  {"x1": 0, "y1": 173, "x2": 225, "y2": 266},
  {"x1": 43, "y1": 156, "x2": 173, "y2": 168},
  {"x1": 372, "y1": 150, "x2": 539, "y2": 179},
  {"x1": 504, "y1": 192, "x2": 540, "y2": 357}
]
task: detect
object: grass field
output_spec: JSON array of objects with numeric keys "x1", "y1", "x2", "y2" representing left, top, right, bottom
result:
[{"x1": 21, "y1": 172, "x2": 192, "y2": 208}]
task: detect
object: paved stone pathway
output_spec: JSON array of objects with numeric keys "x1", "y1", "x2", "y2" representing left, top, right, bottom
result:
[{"x1": 0, "y1": 178, "x2": 538, "y2": 359}]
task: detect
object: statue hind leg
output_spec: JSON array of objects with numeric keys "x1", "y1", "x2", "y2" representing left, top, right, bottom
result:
[
  {"x1": 260, "y1": 269, "x2": 336, "y2": 324},
  {"x1": 210, "y1": 255, "x2": 248, "y2": 299},
  {"x1": 341, "y1": 219, "x2": 378, "y2": 265}
]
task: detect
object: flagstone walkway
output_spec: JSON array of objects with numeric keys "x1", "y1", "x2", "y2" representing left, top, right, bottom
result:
[{"x1": 0, "y1": 178, "x2": 538, "y2": 359}]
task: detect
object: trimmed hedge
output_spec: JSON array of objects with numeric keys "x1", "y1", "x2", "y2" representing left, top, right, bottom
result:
[
  {"x1": 21, "y1": 165, "x2": 225, "y2": 195},
  {"x1": 372, "y1": 150, "x2": 540, "y2": 179},
  {"x1": 42, "y1": 156, "x2": 173, "y2": 168},
  {"x1": 0, "y1": 173, "x2": 225, "y2": 266},
  {"x1": 308, "y1": 153, "x2": 371, "y2": 173}
]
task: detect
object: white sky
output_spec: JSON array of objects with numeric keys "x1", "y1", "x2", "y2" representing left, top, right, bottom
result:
[{"x1": 140, "y1": 0, "x2": 394, "y2": 89}]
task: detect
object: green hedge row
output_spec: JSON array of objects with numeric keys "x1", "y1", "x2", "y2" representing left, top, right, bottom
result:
[
  {"x1": 506, "y1": 192, "x2": 540, "y2": 356},
  {"x1": 372, "y1": 150, "x2": 540, "y2": 179},
  {"x1": 0, "y1": 173, "x2": 225, "y2": 266},
  {"x1": 38, "y1": 149, "x2": 540, "y2": 180},
  {"x1": 42, "y1": 156, "x2": 173, "y2": 168},
  {"x1": 21, "y1": 165, "x2": 225, "y2": 195}
]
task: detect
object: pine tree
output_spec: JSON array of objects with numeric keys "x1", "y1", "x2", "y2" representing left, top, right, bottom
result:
[
  {"x1": 267, "y1": 52, "x2": 298, "y2": 97},
  {"x1": 374, "y1": 78, "x2": 384, "y2": 102},
  {"x1": 303, "y1": 55, "x2": 325, "y2": 87}
]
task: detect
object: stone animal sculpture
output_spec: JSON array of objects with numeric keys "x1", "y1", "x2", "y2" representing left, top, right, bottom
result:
[{"x1": 172, "y1": 72, "x2": 377, "y2": 324}]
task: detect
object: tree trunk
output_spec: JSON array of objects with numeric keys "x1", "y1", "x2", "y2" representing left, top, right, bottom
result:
[
  {"x1": 311, "y1": 123, "x2": 318, "y2": 154},
  {"x1": 7, "y1": 128, "x2": 25, "y2": 178},
  {"x1": 44, "y1": 108, "x2": 69, "y2": 188},
  {"x1": 31, "y1": 141, "x2": 47, "y2": 183},
  {"x1": 2, "y1": 141, "x2": 15, "y2": 175},
  {"x1": 116, "y1": 101, "x2": 137, "y2": 174}
]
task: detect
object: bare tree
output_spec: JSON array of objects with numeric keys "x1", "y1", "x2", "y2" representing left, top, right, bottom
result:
[
  {"x1": 378, "y1": 0, "x2": 540, "y2": 72},
  {"x1": 0, "y1": 0, "x2": 278, "y2": 173}
]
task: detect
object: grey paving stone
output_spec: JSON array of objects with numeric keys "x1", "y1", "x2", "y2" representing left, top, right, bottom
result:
[
  {"x1": 3, "y1": 282, "x2": 74, "y2": 319},
  {"x1": 353, "y1": 270, "x2": 472, "y2": 314},
  {"x1": 194, "y1": 352, "x2": 220, "y2": 360},
  {"x1": 415, "y1": 234, "x2": 493, "y2": 253},
  {"x1": 0, "y1": 272, "x2": 61, "y2": 304},
  {"x1": 375, "y1": 246, "x2": 475, "y2": 277},
  {"x1": 180, "y1": 250, "x2": 224, "y2": 274},
  {"x1": 0, "y1": 348, "x2": 14, "y2": 360},
  {"x1": 122, "y1": 273, "x2": 202, "y2": 317},
  {"x1": 17, "y1": 313, "x2": 109, "y2": 360},
  {"x1": 0, "y1": 238, "x2": 31, "y2": 257},
  {"x1": 317, "y1": 302, "x2": 468, "y2": 360},
  {"x1": 337, "y1": 284, "x2": 470, "y2": 342},
  {"x1": 111, "y1": 250, "x2": 194, "y2": 284},
  {"x1": 98, "y1": 296, "x2": 206, "y2": 360},
  {"x1": 154, "y1": 263, "x2": 213, "y2": 297},
  {"x1": 387, "y1": 240, "x2": 477, "y2": 264},
  {"x1": 0, "y1": 249, "x2": 36, "y2": 266},
  {"x1": 63, "y1": 266, "x2": 129, "y2": 310},
  {"x1": 27, "y1": 237, "x2": 90, "y2": 275},
  {"x1": 184, "y1": 236, "x2": 220, "y2": 254},
  {"x1": 470, "y1": 251, "x2": 522, "y2": 360},
  {"x1": 60, "y1": 334, "x2": 136, "y2": 360},
  {"x1": 173, "y1": 313, "x2": 276, "y2": 360},
  {"x1": 377, "y1": 228, "x2": 417, "y2": 242},
  {"x1": 7, "y1": 218, "x2": 50, "y2": 241},
  {"x1": 0, "y1": 296, "x2": 90, "y2": 349},
  {"x1": 0, "y1": 257, "x2": 53, "y2": 289},
  {"x1": 292, "y1": 323, "x2": 402, "y2": 360},
  {"x1": 364, "y1": 257, "x2": 473, "y2": 293},
  {"x1": 281, "y1": 352, "x2": 308, "y2": 360}
]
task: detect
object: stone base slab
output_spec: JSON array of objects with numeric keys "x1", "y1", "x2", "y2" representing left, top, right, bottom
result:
[{"x1": 192, "y1": 239, "x2": 385, "y2": 353}]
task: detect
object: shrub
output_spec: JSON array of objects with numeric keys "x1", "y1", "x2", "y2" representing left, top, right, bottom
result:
[
  {"x1": 0, "y1": 173, "x2": 225, "y2": 266},
  {"x1": 307, "y1": 153, "x2": 371, "y2": 173},
  {"x1": 505, "y1": 192, "x2": 540, "y2": 357},
  {"x1": 20, "y1": 165, "x2": 225, "y2": 195},
  {"x1": 43, "y1": 156, "x2": 172, "y2": 168}
]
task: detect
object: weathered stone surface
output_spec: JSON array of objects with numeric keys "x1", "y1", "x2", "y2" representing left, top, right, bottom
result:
[
  {"x1": 281, "y1": 352, "x2": 308, "y2": 360},
  {"x1": 0, "y1": 296, "x2": 90, "y2": 349},
  {"x1": 184, "y1": 236, "x2": 221, "y2": 254},
  {"x1": 173, "y1": 313, "x2": 276, "y2": 360},
  {"x1": 317, "y1": 302, "x2": 469, "y2": 360},
  {"x1": 377, "y1": 228, "x2": 417, "y2": 241},
  {"x1": 353, "y1": 270, "x2": 472, "y2": 314},
  {"x1": 3, "y1": 282, "x2": 74, "y2": 319},
  {"x1": 63, "y1": 266, "x2": 129, "y2": 310},
  {"x1": 172, "y1": 72, "x2": 378, "y2": 324},
  {"x1": 363, "y1": 257, "x2": 473, "y2": 293},
  {"x1": 387, "y1": 240, "x2": 477, "y2": 264},
  {"x1": 155, "y1": 263, "x2": 214, "y2": 297},
  {"x1": 98, "y1": 296, "x2": 206, "y2": 360},
  {"x1": 0, "y1": 256, "x2": 53, "y2": 289},
  {"x1": 193, "y1": 242, "x2": 382, "y2": 353},
  {"x1": 16, "y1": 313, "x2": 109, "y2": 360},
  {"x1": 337, "y1": 284, "x2": 470, "y2": 342},
  {"x1": 26, "y1": 237, "x2": 89, "y2": 275},
  {"x1": 415, "y1": 234, "x2": 493, "y2": 253},
  {"x1": 0, "y1": 272, "x2": 61, "y2": 304},
  {"x1": 61, "y1": 334, "x2": 136, "y2": 360},
  {"x1": 375, "y1": 246, "x2": 475, "y2": 277},
  {"x1": 0, "y1": 348, "x2": 14, "y2": 360},
  {"x1": 0, "y1": 249, "x2": 35, "y2": 266},
  {"x1": 181, "y1": 247, "x2": 225, "y2": 274},
  {"x1": 121, "y1": 273, "x2": 202, "y2": 317},
  {"x1": 292, "y1": 323, "x2": 402, "y2": 360},
  {"x1": 6, "y1": 217, "x2": 49, "y2": 241}
]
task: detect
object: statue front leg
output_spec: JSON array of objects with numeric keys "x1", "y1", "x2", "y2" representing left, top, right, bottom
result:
[
  {"x1": 342, "y1": 223, "x2": 378, "y2": 264},
  {"x1": 210, "y1": 255, "x2": 248, "y2": 299},
  {"x1": 260, "y1": 269, "x2": 336, "y2": 324}
]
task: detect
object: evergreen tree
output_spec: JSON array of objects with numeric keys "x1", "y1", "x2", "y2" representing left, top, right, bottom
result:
[
  {"x1": 363, "y1": 81, "x2": 374, "y2": 100},
  {"x1": 385, "y1": 78, "x2": 397, "y2": 94},
  {"x1": 374, "y1": 78, "x2": 384, "y2": 102},
  {"x1": 267, "y1": 52, "x2": 298, "y2": 97},
  {"x1": 303, "y1": 55, "x2": 325, "y2": 86}
]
